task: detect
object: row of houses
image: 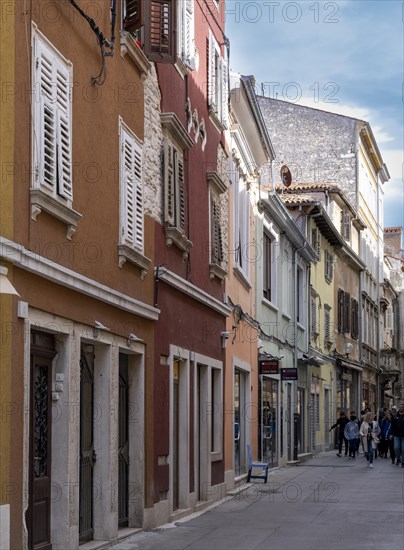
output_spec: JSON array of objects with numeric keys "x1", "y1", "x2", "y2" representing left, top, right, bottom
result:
[{"x1": 0, "y1": 2, "x2": 403, "y2": 549}]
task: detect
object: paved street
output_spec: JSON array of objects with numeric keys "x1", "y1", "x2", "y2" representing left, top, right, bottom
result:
[{"x1": 111, "y1": 450, "x2": 404, "y2": 550}]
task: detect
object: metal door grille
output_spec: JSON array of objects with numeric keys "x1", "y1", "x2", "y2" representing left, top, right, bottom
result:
[{"x1": 79, "y1": 346, "x2": 95, "y2": 542}]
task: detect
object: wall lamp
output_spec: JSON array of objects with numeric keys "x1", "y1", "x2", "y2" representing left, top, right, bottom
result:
[
  {"x1": 0, "y1": 265, "x2": 20, "y2": 295},
  {"x1": 127, "y1": 333, "x2": 140, "y2": 347},
  {"x1": 93, "y1": 320, "x2": 110, "y2": 338}
]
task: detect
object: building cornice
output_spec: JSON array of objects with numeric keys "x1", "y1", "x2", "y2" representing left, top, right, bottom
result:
[
  {"x1": 0, "y1": 237, "x2": 160, "y2": 321},
  {"x1": 155, "y1": 267, "x2": 231, "y2": 316}
]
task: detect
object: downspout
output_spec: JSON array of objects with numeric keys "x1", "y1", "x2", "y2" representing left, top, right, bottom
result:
[
  {"x1": 358, "y1": 268, "x2": 364, "y2": 411},
  {"x1": 376, "y1": 169, "x2": 382, "y2": 408}
]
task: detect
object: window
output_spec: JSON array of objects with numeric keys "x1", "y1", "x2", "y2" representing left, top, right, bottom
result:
[
  {"x1": 311, "y1": 227, "x2": 321, "y2": 260},
  {"x1": 311, "y1": 294, "x2": 318, "y2": 338},
  {"x1": 340, "y1": 211, "x2": 351, "y2": 240},
  {"x1": 123, "y1": 0, "x2": 177, "y2": 63},
  {"x1": 208, "y1": 29, "x2": 228, "y2": 128},
  {"x1": 325, "y1": 250, "x2": 333, "y2": 282},
  {"x1": 33, "y1": 32, "x2": 73, "y2": 202},
  {"x1": 385, "y1": 306, "x2": 393, "y2": 330},
  {"x1": 161, "y1": 112, "x2": 193, "y2": 256},
  {"x1": 164, "y1": 139, "x2": 185, "y2": 232},
  {"x1": 337, "y1": 288, "x2": 344, "y2": 333},
  {"x1": 178, "y1": 0, "x2": 194, "y2": 68},
  {"x1": 324, "y1": 305, "x2": 332, "y2": 344},
  {"x1": 209, "y1": 189, "x2": 225, "y2": 278},
  {"x1": 263, "y1": 232, "x2": 274, "y2": 302},
  {"x1": 351, "y1": 298, "x2": 359, "y2": 340},
  {"x1": 232, "y1": 162, "x2": 249, "y2": 280},
  {"x1": 118, "y1": 120, "x2": 150, "y2": 275},
  {"x1": 31, "y1": 29, "x2": 81, "y2": 238},
  {"x1": 343, "y1": 292, "x2": 351, "y2": 334},
  {"x1": 297, "y1": 267, "x2": 303, "y2": 324},
  {"x1": 120, "y1": 121, "x2": 143, "y2": 250}
]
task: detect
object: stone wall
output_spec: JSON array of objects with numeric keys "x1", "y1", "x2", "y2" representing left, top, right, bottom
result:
[
  {"x1": 258, "y1": 97, "x2": 358, "y2": 208},
  {"x1": 143, "y1": 64, "x2": 163, "y2": 223}
]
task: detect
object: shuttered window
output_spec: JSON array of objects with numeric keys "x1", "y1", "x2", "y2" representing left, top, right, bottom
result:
[
  {"x1": 340, "y1": 211, "x2": 351, "y2": 241},
  {"x1": 311, "y1": 295, "x2": 318, "y2": 337},
  {"x1": 144, "y1": 0, "x2": 176, "y2": 63},
  {"x1": 351, "y1": 298, "x2": 359, "y2": 340},
  {"x1": 263, "y1": 232, "x2": 272, "y2": 302},
  {"x1": 311, "y1": 228, "x2": 321, "y2": 260},
  {"x1": 164, "y1": 139, "x2": 185, "y2": 232},
  {"x1": 33, "y1": 35, "x2": 72, "y2": 201},
  {"x1": 325, "y1": 250, "x2": 333, "y2": 282},
  {"x1": 208, "y1": 29, "x2": 228, "y2": 128},
  {"x1": 120, "y1": 123, "x2": 144, "y2": 252},
  {"x1": 210, "y1": 192, "x2": 224, "y2": 264},
  {"x1": 343, "y1": 292, "x2": 351, "y2": 334},
  {"x1": 337, "y1": 288, "x2": 344, "y2": 332},
  {"x1": 324, "y1": 306, "x2": 331, "y2": 343},
  {"x1": 178, "y1": 0, "x2": 194, "y2": 68},
  {"x1": 123, "y1": 0, "x2": 143, "y2": 31}
]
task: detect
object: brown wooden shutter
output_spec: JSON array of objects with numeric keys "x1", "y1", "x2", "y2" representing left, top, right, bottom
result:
[
  {"x1": 144, "y1": 0, "x2": 176, "y2": 63},
  {"x1": 124, "y1": 0, "x2": 143, "y2": 32},
  {"x1": 337, "y1": 289, "x2": 344, "y2": 332},
  {"x1": 344, "y1": 292, "x2": 351, "y2": 333}
]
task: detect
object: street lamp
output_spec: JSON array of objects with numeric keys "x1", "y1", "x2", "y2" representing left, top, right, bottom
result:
[{"x1": 0, "y1": 265, "x2": 19, "y2": 295}]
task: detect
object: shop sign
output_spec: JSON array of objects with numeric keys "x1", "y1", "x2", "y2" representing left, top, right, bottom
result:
[
  {"x1": 281, "y1": 368, "x2": 298, "y2": 381},
  {"x1": 259, "y1": 359, "x2": 279, "y2": 375},
  {"x1": 342, "y1": 373, "x2": 352, "y2": 382}
]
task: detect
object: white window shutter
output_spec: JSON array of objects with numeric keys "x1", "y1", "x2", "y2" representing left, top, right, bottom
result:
[
  {"x1": 56, "y1": 110, "x2": 73, "y2": 199},
  {"x1": 36, "y1": 38, "x2": 57, "y2": 191},
  {"x1": 208, "y1": 30, "x2": 216, "y2": 109},
  {"x1": 164, "y1": 139, "x2": 175, "y2": 225},
  {"x1": 122, "y1": 128, "x2": 136, "y2": 245},
  {"x1": 220, "y1": 56, "x2": 229, "y2": 128},
  {"x1": 34, "y1": 35, "x2": 72, "y2": 201},
  {"x1": 184, "y1": 0, "x2": 194, "y2": 68},
  {"x1": 133, "y1": 143, "x2": 144, "y2": 251}
]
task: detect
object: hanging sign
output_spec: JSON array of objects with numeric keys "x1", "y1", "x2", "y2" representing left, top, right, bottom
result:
[
  {"x1": 281, "y1": 368, "x2": 298, "y2": 381},
  {"x1": 259, "y1": 359, "x2": 279, "y2": 375}
]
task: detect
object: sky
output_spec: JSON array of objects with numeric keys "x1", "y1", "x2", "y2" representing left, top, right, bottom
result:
[{"x1": 225, "y1": 0, "x2": 403, "y2": 230}]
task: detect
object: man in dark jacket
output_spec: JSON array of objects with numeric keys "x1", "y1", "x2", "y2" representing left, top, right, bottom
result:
[
  {"x1": 390, "y1": 402, "x2": 404, "y2": 467},
  {"x1": 330, "y1": 410, "x2": 349, "y2": 457}
]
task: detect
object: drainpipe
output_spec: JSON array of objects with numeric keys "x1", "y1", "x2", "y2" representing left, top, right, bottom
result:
[
  {"x1": 293, "y1": 244, "x2": 298, "y2": 461},
  {"x1": 358, "y1": 268, "x2": 364, "y2": 412},
  {"x1": 376, "y1": 169, "x2": 382, "y2": 409}
]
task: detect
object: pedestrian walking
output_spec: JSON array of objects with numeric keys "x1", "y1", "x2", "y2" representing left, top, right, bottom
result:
[
  {"x1": 344, "y1": 412, "x2": 360, "y2": 459},
  {"x1": 390, "y1": 402, "x2": 404, "y2": 467},
  {"x1": 360, "y1": 411, "x2": 380, "y2": 468},
  {"x1": 379, "y1": 410, "x2": 395, "y2": 461},
  {"x1": 330, "y1": 410, "x2": 349, "y2": 457}
]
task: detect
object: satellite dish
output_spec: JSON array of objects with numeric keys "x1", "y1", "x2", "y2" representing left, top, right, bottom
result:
[{"x1": 280, "y1": 165, "x2": 292, "y2": 187}]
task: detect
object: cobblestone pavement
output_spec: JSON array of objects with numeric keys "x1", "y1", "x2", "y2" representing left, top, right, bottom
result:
[{"x1": 110, "y1": 450, "x2": 404, "y2": 550}]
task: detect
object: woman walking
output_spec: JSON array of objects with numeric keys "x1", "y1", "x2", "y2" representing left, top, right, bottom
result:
[{"x1": 360, "y1": 411, "x2": 380, "y2": 468}]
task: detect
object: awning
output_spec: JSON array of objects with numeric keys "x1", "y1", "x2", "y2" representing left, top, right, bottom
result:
[{"x1": 337, "y1": 359, "x2": 363, "y2": 372}]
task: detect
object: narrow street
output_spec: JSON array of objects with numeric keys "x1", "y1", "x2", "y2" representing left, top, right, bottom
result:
[{"x1": 111, "y1": 450, "x2": 404, "y2": 550}]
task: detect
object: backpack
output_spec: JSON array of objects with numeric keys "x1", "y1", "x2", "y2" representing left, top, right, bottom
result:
[{"x1": 344, "y1": 420, "x2": 359, "y2": 440}]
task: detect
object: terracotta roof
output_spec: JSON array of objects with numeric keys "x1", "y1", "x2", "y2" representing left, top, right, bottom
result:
[
  {"x1": 275, "y1": 183, "x2": 340, "y2": 193},
  {"x1": 384, "y1": 226, "x2": 402, "y2": 233},
  {"x1": 278, "y1": 194, "x2": 319, "y2": 205}
]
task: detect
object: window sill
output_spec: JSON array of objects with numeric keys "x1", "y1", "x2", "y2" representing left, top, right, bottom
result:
[
  {"x1": 120, "y1": 31, "x2": 151, "y2": 79},
  {"x1": 30, "y1": 188, "x2": 82, "y2": 240},
  {"x1": 325, "y1": 277, "x2": 333, "y2": 285},
  {"x1": 165, "y1": 226, "x2": 193, "y2": 260},
  {"x1": 297, "y1": 322, "x2": 306, "y2": 331},
  {"x1": 118, "y1": 244, "x2": 151, "y2": 279},
  {"x1": 233, "y1": 265, "x2": 251, "y2": 290},
  {"x1": 209, "y1": 262, "x2": 227, "y2": 281},
  {"x1": 282, "y1": 312, "x2": 291, "y2": 321},
  {"x1": 262, "y1": 297, "x2": 278, "y2": 312}
]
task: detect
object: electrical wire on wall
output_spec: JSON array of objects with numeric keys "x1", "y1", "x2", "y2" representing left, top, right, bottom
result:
[{"x1": 67, "y1": 0, "x2": 116, "y2": 85}]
